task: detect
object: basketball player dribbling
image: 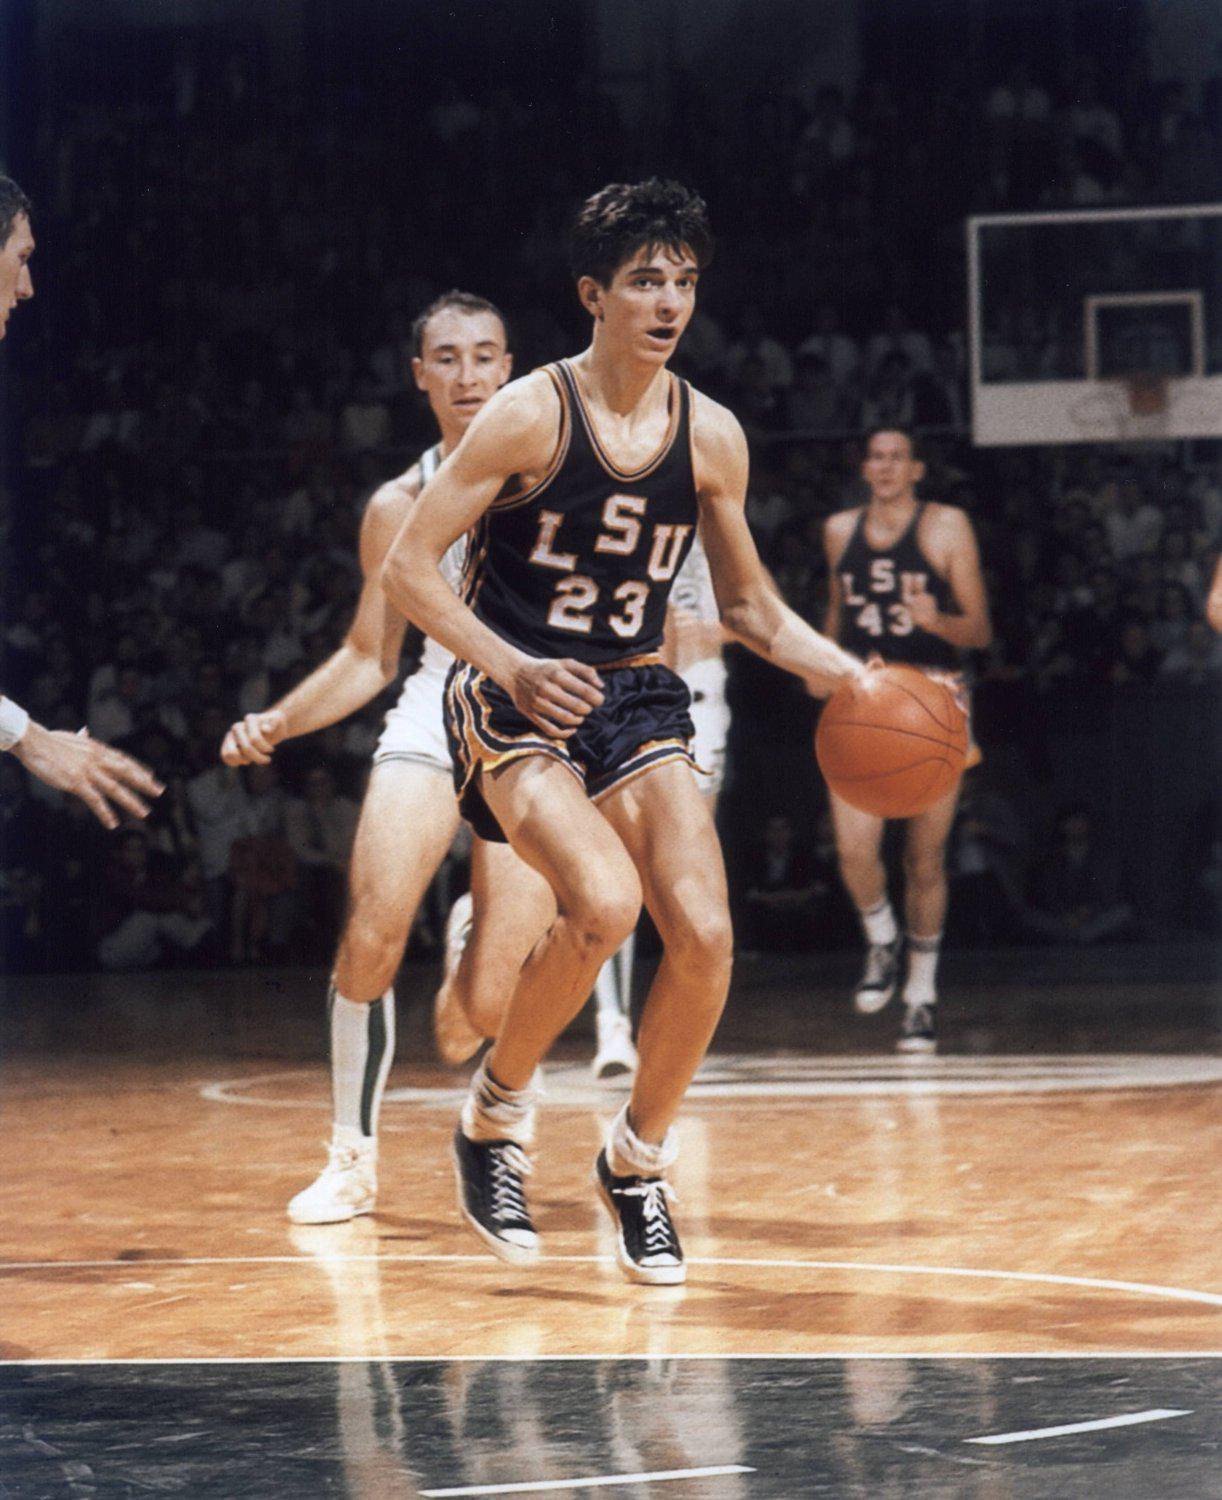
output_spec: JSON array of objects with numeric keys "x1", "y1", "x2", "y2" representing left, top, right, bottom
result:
[
  {"x1": 823, "y1": 426, "x2": 992, "y2": 1053},
  {"x1": 0, "y1": 175, "x2": 163, "y2": 828},
  {"x1": 382, "y1": 179, "x2": 865, "y2": 1283},
  {"x1": 221, "y1": 290, "x2": 529, "y2": 1224}
]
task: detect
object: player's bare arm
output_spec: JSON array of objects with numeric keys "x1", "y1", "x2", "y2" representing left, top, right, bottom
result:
[
  {"x1": 821, "y1": 508, "x2": 859, "y2": 640},
  {"x1": 693, "y1": 392, "x2": 862, "y2": 694},
  {"x1": 1207, "y1": 555, "x2": 1222, "y2": 634},
  {"x1": 221, "y1": 473, "x2": 418, "y2": 766},
  {"x1": 907, "y1": 505, "x2": 993, "y2": 650},
  {"x1": 381, "y1": 372, "x2": 605, "y2": 738}
]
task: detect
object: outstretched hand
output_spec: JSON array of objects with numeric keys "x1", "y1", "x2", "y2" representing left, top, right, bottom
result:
[
  {"x1": 220, "y1": 709, "x2": 288, "y2": 767},
  {"x1": 14, "y1": 723, "x2": 163, "y2": 830},
  {"x1": 510, "y1": 657, "x2": 604, "y2": 739}
]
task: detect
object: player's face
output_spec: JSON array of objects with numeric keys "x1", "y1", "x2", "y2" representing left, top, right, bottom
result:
[
  {"x1": 412, "y1": 308, "x2": 512, "y2": 434},
  {"x1": 861, "y1": 430, "x2": 924, "y2": 502},
  {"x1": 0, "y1": 214, "x2": 35, "y2": 340},
  {"x1": 584, "y1": 244, "x2": 699, "y2": 364}
]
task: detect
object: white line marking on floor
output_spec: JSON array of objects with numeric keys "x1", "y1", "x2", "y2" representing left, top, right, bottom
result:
[
  {"x1": 966, "y1": 1408, "x2": 1192, "y2": 1445},
  {"x1": 1, "y1": 1354, "x2": 1217, "y2": 1367},
  {"x1": 2, "y1": 1251, "x2": 1219, "y2": 1308},
  {"x1": 419, "y1": 1466, "x2": 754, "y2": 1497}
]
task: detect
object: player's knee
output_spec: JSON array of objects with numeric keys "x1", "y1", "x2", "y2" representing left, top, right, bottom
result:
[
  {"x1": 566, "y1": 879, "x2": 641, "y2": 958},
  {"x1": 338, "y1": 902, "x2": 409, "y2": 979},
  {"x1": 663, "y1": 899, "x2": 734, "y2": 975}
]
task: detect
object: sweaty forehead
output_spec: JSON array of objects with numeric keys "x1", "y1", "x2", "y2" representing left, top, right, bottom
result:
[{"x1": 421, "y1": 307, "x2": 505, "y2": 356}]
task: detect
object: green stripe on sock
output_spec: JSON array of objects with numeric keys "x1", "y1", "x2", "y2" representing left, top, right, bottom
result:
[{"x1": 359, "y1": 997, "x2": 387, "y2": 1137}]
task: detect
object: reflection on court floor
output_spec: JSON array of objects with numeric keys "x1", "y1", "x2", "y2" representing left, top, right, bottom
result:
[{"x1": 1, "y1": 1357, "x2": 1216, "y2": 1498}]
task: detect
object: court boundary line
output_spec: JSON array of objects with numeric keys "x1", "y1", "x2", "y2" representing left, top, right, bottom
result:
[
  {"x1": 2, "y1": 1250, "x2": 1219, "y2": 1307},
  {"x1": 2, "y1": 1353, "x2": 1218, "y2": 1367}
]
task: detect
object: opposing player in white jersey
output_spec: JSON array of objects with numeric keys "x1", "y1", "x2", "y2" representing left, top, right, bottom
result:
[{"x1": 220, "y1": 290, "x2": 513, "y2": 1223}]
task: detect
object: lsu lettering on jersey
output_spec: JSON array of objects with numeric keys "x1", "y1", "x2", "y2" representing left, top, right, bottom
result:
[
  {"x1": 834, "y1": 502, "x2": 960, "y2": 670},
  {"x1": 460, "y1": 360, "x2": 698, "y2": 665}
]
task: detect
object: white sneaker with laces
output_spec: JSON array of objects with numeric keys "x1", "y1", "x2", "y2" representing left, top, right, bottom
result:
[
  {"x1": 287, "y1": 1126, "x2": 377, "y2": 1224},
  {"x1": 592, "y1": 1014, "x2": 638, "y2": 1080}
]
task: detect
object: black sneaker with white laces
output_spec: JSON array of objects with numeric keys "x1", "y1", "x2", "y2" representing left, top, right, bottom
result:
[
  {"x1": 896, "y1": 1002, "x2": 937, "y2": 1054},
  {"x1": 595, "y1": 1148, "x2": 685, "y2": 1285},
  {"x1": 853, "y1": 938, "x2": 901, "y2": 1014},
  {"x1": 452, "y1": 1128, "x2": 540, "y2": 1265}
]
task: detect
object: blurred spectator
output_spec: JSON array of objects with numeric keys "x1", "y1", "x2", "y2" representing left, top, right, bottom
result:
[
  {"x1": 1026, "y1": 806, "x2": 1136, "y2": 944},
  {"x1": 797, "y1": 305, "x2": 861, "y2": 388},
  {"x1": 725, "y1": 305, "x2": 793, "y2": 391},
  {"x1": 784, "y1": 352, "x2": 850, "y2": 433},
  {"x1": 739, "y1": 813, "x2": 832, "y2": 952},
  {"x1": 285, "y1": 764, "x2": 359, "y2": 962},
  {"x1": 94, "y1": 828, "x2": 213, "y2": 970}
]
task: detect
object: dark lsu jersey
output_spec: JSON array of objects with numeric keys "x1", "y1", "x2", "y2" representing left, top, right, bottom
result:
[
  {"x1": 460, "y1": 360, "x2": 698, "y2": 666},
  {"x1": 834, "y1": 501, "x2": 961, "y2": 669}
]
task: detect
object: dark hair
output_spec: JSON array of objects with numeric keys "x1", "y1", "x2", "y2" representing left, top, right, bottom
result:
[
  {"x1": 0, "y1": 175, "x2": 31, "y2": 248},
  {"x1": 863, "y1": 425, "x2": 922, "y2": 461},
  {"x1": 410, "y1": 290, "x2": 508, "y2": 358},
  {"x1": 568, "y1": 178, "x2": 714, "y2": 286}
]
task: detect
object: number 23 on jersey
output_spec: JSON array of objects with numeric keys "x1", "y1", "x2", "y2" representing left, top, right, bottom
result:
[{"x1": 530, "y1": 496, "x2": 691, "y2": 639}]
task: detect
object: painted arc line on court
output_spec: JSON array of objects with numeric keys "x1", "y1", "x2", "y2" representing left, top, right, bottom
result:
[
  {"x1": 419, "y1": 1465, "x2": 755, "y2": 1498},
  {"x1": 965, "y1": 1408, "x2": 1192, "y2": 1445},
  {"x1": 1, "y1": 1250, "x2": 1220, "y2": 1309},
  {"x1": 198, "y1": 1053, "x2": 1222, "y2": 1107}
]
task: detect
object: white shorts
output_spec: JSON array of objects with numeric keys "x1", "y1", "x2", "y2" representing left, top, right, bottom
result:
[
  {"x1": 683, "y1": 656, "x2": 730, "y2": 797},
  {"x1": 373, "y1": 663, "x2": 452, "y2": 774}
]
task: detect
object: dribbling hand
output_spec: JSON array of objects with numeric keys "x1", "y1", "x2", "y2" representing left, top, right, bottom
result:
[
  {"x1": 13, "y1": 724, "x2": 164, "y2": 830},
  {"x1": 220, "y1": 709, "x2": 288, "y2": 767},
  {"x1": 510, "y1": 657, "x2": 604, "y2": 739}
]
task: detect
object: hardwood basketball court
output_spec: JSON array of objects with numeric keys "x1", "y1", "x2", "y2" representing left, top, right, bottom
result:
[{"x1": 2, "y1": 947, "x2": 1219, "y2": 1495}]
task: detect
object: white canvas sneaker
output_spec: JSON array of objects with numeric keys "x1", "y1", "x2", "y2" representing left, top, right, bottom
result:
[
  {"x1": 592, "y1": 1014, "x2": 638, "y2": 1080},
  {"x1": 287, "y1": 1126, "x2": 377, "y2": 1224}
]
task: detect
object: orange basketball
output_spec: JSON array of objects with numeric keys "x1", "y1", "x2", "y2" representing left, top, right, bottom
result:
[{"x1": 816, "y1": 664, "x2": 968, "y2": 818}]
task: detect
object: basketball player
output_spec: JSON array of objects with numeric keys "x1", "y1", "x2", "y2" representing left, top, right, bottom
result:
[
  {"x1": 381, "y1": 179, "x2": 864, "y2": 1283},
  {"x1": 823, "y1": 427, "x2": 992, "y2": 1053},
  {"x1": 220, "y1": 290, "x2": 516, "y2": 1224},
  {"x1": 0, "y1": 175, "x2": 163, "y2": 827},
  {"x1": 431, "y1": 533, "x2": 729, "y2": 1084}
]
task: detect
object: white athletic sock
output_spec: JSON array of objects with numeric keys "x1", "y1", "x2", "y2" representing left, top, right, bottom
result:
[
  {"x1": 461, "y1": 1056, "x2": 539, "y2": 1146},
  {"x1": 903, "y1": 933, "x2": 942, "y2": 1007},
  {"x1": 329, "y1": 984, "x2": 396, "y2": 1140},
  {"x1": 594, "y1": 932, "x2": 636, "y2": 1024},
  {"x1": 607, "y1": 1103, "x2": 678, "y2": 1179},
  {"x1": 613, "y1": 930, "x2": 636, "y2": 1016},
  {"x1": 859, "y1": 899, "x2": 898, "y2": 948}
]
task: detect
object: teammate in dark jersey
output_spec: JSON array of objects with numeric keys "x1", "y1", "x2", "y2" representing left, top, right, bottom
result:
[
  {"x1": 824, "y1": 427, "x2": 992, "y2": 1053},
  {"x1": 382, "y1": 179, "x2": 864, "y2": 1284}
]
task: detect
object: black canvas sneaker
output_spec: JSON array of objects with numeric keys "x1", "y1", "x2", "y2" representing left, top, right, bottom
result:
[
  {"x1": 452, "y1": 1128, "x2": 540, "y2": 1265},
  {"x1": 853, "y1": 938, "x2": 902, "y2": 1014},
  {"x1": 595, "y1": 1148, "x2": 685, "y2": 1285},
  {"x1": 896, "y1": 1002, "x2": 937, "y2": 1054}
]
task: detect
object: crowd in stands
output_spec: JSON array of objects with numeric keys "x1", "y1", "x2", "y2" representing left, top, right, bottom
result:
[{"x1": 2, "y1": 40, "x2": 1220, "y2": 973}]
